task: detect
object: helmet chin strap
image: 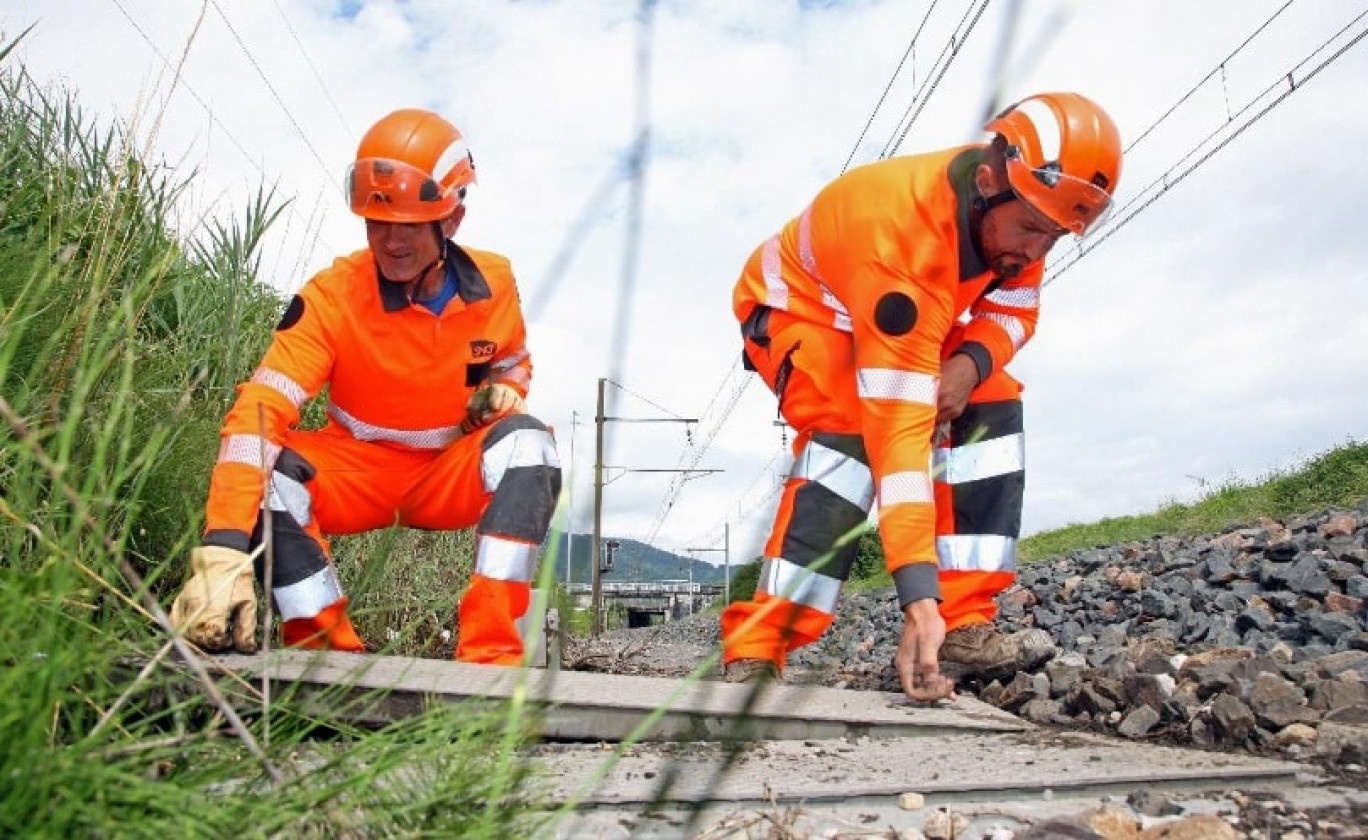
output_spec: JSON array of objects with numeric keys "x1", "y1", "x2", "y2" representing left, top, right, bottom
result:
[
  {"x1": 401, "y1": 222, "x2": 450, "y2": 303},
  {"x1": 971, "y1": 189, "x2": 1015, "y2": 216}
]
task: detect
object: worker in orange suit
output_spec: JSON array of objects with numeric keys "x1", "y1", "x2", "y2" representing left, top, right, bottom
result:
[
  {"x1": 721, "y1": 92, "x2": 1123, "y2": 700},
  {"x1": 169, "y1": 108, "x2": 562, "y2": 665}
]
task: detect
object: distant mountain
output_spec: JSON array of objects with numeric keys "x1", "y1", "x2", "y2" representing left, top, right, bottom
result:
[{"x1": 542, "y1": 533, "x2": 726, "y2": 586}]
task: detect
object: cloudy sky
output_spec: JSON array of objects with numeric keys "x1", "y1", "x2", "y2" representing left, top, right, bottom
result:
[{"x1": 6, "y1": 1, "x2": 1367, "y2": 573}]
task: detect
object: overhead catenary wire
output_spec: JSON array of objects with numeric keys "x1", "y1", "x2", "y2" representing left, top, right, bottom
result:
[
  {"x1": 677, "y1": 443, "x2": 790, "y2": 557},
  {"x1": 839, "y1": 0, "x2": 942, "y2": 174},
  {"x1": 639, "y1": 357, "x2": 755, "y2": 547},
  {"x1": 604, "y1": 377, "x2": 686, "y2": 423},
  {"x1": 207, "y1": 0, "x2": 333, "y2": 183},
  {"x1": 1046, "y1": 4, "x2": 1368, "y2": 284},
  {"x1": 880, "y1": 0, "x2": 994, "y2": 159},
  {"x1": 106, "y1": 0, "x2": 340, "y2": 272},
  {"x1": 1124, "y1": 0, "x2": 1298, "y2": 154},
  {"x1": 270, "y1": 0, "x2": 352, "y2": 136}
]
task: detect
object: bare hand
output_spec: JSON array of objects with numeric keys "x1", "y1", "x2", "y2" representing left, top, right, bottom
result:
[
  {"x1": 896, "y1": 598, "x2": 955, "y2": 702},
  {"x1": 936, "y1": 353, "x2": 979, "y2": 425}
]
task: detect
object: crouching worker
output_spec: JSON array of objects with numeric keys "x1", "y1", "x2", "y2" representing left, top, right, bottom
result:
[
  {"x1": 721, "y1": 92, "x2": 1123, "y2": 699},
  {"x1": 169, "y1": 108, "x2": 561, "y2": 664}
]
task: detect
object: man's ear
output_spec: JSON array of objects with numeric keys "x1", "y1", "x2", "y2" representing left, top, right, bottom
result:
[
  {"x1": 443, "y1": 204, "x2": 466, "y2": 238},
  {"x1": 973, "y1": 162, "x2": 1003, "y2": 198}
]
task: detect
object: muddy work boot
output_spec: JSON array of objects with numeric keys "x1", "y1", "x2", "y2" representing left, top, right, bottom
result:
[
  {"x1": 723, "y1": 658, "x2": 782, "y2": 684},
  {"x1": 939, "y1": 623, "x2": 1056, "y2": 682}
]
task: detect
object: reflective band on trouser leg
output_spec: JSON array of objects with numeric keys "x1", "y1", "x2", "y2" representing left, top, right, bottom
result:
[
  {"x1": 254, "y1": 449, "x2": 364, "y2": 651},
  {"x1": 458, "y1": 415, "x2": 562, "y2": 664},
  {"x1": 721, "y1": 433, "x2": 871, "y2": 667},
  {"x1": 933, "y1": 395, "x2": 1024, "y2": 631},
  {"x1": 457, "y1": 536, "x2": 536, "y2": 664}
]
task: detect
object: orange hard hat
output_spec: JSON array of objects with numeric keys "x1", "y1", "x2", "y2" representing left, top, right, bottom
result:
[
  {"x1": 345, "y1": 109, "x2": 477, "y2": 223},
  {"x1": 985, "y1": 92, "x2": 1122, "y2": 237}
]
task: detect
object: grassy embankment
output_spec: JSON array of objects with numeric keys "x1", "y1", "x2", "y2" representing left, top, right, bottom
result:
[{"x1": 0, "y1": 43, "x2": 574, "y2": 838}]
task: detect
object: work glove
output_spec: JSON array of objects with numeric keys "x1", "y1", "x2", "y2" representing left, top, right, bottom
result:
[
  {"x1": 169, "y1": 545, "x2": 259, "y2": 653},
  {"x1": 460, "y1": 382, "x2": 526, "y2": 434}
]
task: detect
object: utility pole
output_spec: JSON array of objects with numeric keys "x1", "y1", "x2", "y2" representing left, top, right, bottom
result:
[
  {"x1": 590, "y1": 377, "x2": 714, "y2": 636},
  {"x1": 567, "y1": 409, "x2": 578, "y2": 590},
  {"x1": 685, "y1": 526, "x2": 730, "y2": 612},
  {"x1": 592, "y1": 380, "x2": 606, "y2": 636}
]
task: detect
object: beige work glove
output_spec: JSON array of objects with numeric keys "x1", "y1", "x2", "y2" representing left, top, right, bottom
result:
[
  {"x1": 460, "y1": 382, "x2": 526, "y2": 434},
  {"x1": 169, "y1": 546, "x2": 259, "y2": 653}
]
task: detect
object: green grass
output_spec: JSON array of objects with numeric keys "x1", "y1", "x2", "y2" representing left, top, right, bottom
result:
[
  {"x1": 0, "y1": 42, "x2": 547, "y2": 838},
  {"x1": 5, "y1": 24, "x2": 1368, "y2": 838},
  {"x1": 1018, "y1": 438, "x2": 1368, "y2": 561}
]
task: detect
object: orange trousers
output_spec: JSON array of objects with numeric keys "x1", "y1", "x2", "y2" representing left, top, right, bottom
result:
[
  {"x1": 721, "y1": 309, "x2": 1023, "y2": 667},
  {"x1": 246, "y1": 418, "x2": 556, "y2": 664}
]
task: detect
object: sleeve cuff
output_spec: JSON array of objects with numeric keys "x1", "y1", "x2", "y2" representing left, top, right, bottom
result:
[
  {"x1": 953, "y1": 341, "x2": 993, "y2": 384},
  {"x1": 893, "y1": 562, "x2": 941, "y2": 608},
  {"x1": 203, "y1": 529, "x2": 251, "y2": 553}
]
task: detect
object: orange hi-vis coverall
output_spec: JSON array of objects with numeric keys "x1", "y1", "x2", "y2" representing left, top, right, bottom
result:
[
  {"x1": 722, "y1": 145, "x2": 1036, "y2": 668},
  {"x1": 202, "y1": 241, "x2": 562, "y2": 664}
]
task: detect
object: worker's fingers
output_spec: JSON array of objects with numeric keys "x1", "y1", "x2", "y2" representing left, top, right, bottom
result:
[
  {"x1": 911, "y1": 656, "x2": 956, "y2": 701},
  {"x1": 896, "y1": 619, "x2": 955, "y2": 702}
]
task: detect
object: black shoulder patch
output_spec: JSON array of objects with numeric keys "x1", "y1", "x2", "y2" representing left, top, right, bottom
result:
[
  {"x1": 277, "y1": 295, "x2": 305, "y2": 331},
  {"x1": 874, "y1": 292, "x2": 917, "y2": 336}
]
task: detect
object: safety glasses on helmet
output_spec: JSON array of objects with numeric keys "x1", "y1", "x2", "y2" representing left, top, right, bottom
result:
[
  {"x1": 1003, "y1": 145, "x2": 1115, "y2": 238},
  {"x1": 345, "y1": 157, "x2": 464, "y2": 223}
]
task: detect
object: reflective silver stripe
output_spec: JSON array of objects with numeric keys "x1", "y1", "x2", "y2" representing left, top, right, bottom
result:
[
  {"x1": 267, "y1": 472, "x2": 313, "y2": 528},
  {"x1": 977, "y1": 312, "x2": 1027, "y2": 350},
  {"x1": 250, "y1": 366, "x2": 309, "y2": 408},
  {"x1": 490, "y1": 347, "x2": 530, "y2": 374},
  {"x1": 797, "y1": 205, "x2": 825, "y2": 282},
  {"x1": 792, "y1": 440, "x2": 874, "y2": 511},
  {"x1": 879, "y1": 470, "x2": 934, "y2": 506},
  {"x1": 856, "y1": 368, "x2": 937, "y2": 404},
  {"x1": 496, "y1": 367, "x2": 530, "y2": 389},
  {"x1": 936, "y1": 534, "x2": 1017, "y2": 573},
  {"x1": 273, "y1": 564, "x2": 344, "y2": 621},
  {"x1": 481, "y1": 427, "x2": 560, "y2": 492},
  {"x1": 217, "y1": 433, "x2": 281, "y2": 471},
  {"x1": 933, "y1": 432, "x2": 1025, "y2": 485},
  {"x1": 1015, "y1": 99, "x2": 1063, "y2": 161},
  {"x1": 760, "y1": 235, "x2": 788, "y2": 309},
  {"x1": 819, "y1": 284, "x2": 852, "y2": 332},
  {"x1": 475, "y1": 534, "x2": 535, "y2": 582},
  {"x1": 984, "y1": 286, "x2": 1039, "y2": 309},
  {"x1": 328, "y1": 403, "x2": 461, "y2": 449},
  {"x1": 756, "y1": 556, "x2": 841, "y2": 613}
]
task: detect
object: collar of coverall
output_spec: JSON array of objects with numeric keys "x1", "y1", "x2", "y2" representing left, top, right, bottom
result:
[
  {"x1": 948, "y1": 146, "x2": 992, "y2": 281},
  {"x1": 378, "y1": 239, "x2": 493, "y2": 313}
]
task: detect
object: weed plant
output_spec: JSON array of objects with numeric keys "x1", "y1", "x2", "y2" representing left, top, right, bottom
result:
[{"x1": 0, "y1": 45, "x2": 548, "y2": 839}]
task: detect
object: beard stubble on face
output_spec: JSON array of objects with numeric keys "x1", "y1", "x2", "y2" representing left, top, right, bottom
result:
[{"x1": 990, "y1": 255, "x2": 1026, "y2": 279}]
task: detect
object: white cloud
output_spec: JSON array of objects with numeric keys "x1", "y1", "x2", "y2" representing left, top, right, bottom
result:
[{"x1": 5, "y1": 0, "x2": 1366, "y2": 570}]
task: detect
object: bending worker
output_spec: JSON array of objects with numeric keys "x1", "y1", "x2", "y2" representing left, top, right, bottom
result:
[
  {"x1": 721, "y1": 92, "x2": 1123, "y2": 700},
  {"x1": 169, "y1": 108, "x2": 562, "y2": 664}
]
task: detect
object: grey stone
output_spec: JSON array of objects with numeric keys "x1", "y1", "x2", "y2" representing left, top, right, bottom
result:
[{"x1": 1117, "y1": 704, "x2": 1161, "y2": 739}]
